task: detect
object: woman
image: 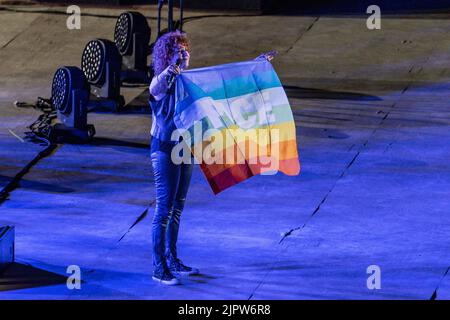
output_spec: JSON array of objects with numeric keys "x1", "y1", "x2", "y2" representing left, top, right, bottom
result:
[
  {"x1": 149, "y1": 30, "x2": 196, "y2": 286},
  {"x1": 149, "y1": 30, "x2": 277, "y2": 285}
]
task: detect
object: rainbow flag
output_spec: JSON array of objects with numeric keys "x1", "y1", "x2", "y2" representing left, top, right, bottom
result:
[{"x1": 174, "y1": 59, "x2": 300, "y2": 194}]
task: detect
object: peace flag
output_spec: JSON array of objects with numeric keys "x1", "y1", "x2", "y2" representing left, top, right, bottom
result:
[{"x1": 174, "y1": 59, "x2": 300, "y2": 194}]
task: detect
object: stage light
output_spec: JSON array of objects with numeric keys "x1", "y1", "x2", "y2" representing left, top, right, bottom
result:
[
  {"x1": 50, "y1": 66, "x2": 95, "y2": 142},
  {"x1": 52, "y1": 66, "x2": 89, "y2": 129},
  {"x1": 81, "y1": 39, "x2": 124, "y2": 110},
  {"x1": 114, "y1": 11, "x2": 152, "y2": 83}
]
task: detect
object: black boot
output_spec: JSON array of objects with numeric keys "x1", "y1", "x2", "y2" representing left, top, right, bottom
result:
[
  {"x1": 167, "y1": 256, "x2": 199, "y2": 276},
  {"x1": 152, "y1": 266, "x2": 180, "y2": 285}
]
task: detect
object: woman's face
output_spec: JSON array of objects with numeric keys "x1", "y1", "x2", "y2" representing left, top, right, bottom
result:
[{"x1": 170, "y1": 44, "x2": 190, "y2": 70}]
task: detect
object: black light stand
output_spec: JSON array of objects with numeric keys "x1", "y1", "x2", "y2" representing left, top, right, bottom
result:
[
  {"x1": 157, "y1": 0, "x2": 185, "y2": 37},
  {"x1": 168, "y1": 0, "x2": 174, "y2": 31}
]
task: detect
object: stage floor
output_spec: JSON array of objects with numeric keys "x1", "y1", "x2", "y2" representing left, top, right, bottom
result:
[{"x1": 1, "y1": 4, "x2": 450, "y2": 299}]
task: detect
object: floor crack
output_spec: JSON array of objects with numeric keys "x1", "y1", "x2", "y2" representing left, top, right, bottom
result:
[
  {"x1": 430, "y1": 266, "x2": 450, "y2": 300},
  {"x1": 249, "y1": 99, "x2": 401, "y2": 298},
  {"x1": 118, "y1": 200, "x2": 155, "y2": 242},
  {"x1": 0, "y1": 143, "x2": 59, "y2": 206},
  {"x1": 285, "y1": 16, "x2": 319, "y2": 54},
  {"x1": 0, "y1": 13, "x2": 40, "y2": 49}
]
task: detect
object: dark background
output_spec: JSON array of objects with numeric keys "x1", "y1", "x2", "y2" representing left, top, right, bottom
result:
[{"x1": 34, "y1": 0, "x2": 450, "y2": 13}]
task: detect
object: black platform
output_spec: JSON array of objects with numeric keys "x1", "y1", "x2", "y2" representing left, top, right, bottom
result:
[{"x1": 0, "y1": 226, "x2": 15, "y2": 275}]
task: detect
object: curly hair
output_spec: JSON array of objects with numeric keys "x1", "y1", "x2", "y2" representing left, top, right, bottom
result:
[{"x1": 152, "y1": 30, "x2": 190, "y2": 76}]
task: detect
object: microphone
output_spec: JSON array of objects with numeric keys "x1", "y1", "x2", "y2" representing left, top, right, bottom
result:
[{"x1": 167, "y1": 57, "x2": 182, "y2": 89}]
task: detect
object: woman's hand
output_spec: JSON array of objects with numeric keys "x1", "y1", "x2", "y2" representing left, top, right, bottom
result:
[
  {"x1": 162, "y1": 64, "x2": 181, "y2": 78},
  {"x1": 150, "y1": 63, "x2": 182, "y2": 99},
  {"x1": 255, "y1": 50, "x2": 278, "y2": 62}
]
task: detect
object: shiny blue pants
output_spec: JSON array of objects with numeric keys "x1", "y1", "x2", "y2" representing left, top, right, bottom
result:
[{"x1": 151, "y1": 150, "x2": 193, "y2": 272}]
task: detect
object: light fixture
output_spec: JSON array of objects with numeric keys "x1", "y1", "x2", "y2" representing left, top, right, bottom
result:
[
  {"x1": 114, "y1": 11, "x2": 151, "y2": 81},
  {"x1": 81, "y1": 39, "x2": 124, "y2": 110},
  {"x1": 50, "y1": 66, "x2": 95, "y2": 142}
]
